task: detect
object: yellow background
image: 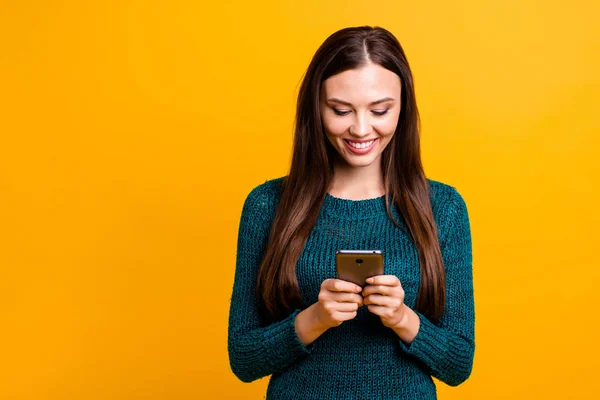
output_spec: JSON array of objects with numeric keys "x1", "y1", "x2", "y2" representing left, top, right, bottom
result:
[{"x1": 1, "y1": 1, "x2": 599, "y2": 399}]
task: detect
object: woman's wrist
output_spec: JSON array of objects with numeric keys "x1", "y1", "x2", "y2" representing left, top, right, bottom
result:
[
  {"x1": 391, "y1": 304, "x2": 420, "y2": 345},
  {"x1": 294, "y1": 303, "x2": 329, "y2": 347}
]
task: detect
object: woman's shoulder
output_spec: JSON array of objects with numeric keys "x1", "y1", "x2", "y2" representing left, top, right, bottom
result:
[
  {"x1": 240, "y1": 175, "x2": 286, "y2": 216},
  {"x1": 426, "y1": 177, "x2": 468, "y2": 218},
  {"x1": 426, "y1": 178, "x2": 470, "y2": 241}
]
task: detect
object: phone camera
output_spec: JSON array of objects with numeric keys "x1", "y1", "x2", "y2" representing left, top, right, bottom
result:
[{"x1": 355, "y1": 258, "x2": 363, "y2": 264}]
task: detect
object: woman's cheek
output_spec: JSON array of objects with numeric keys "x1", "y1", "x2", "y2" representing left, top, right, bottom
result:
[
  {"x1": 324, "y1": 120, "x2": 347, "y2": 136},
  {"x1": 377, "y1": 117, "x2": 396, "y2": 132}
]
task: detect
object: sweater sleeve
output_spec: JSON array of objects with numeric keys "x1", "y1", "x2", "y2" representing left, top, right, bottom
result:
[
  {"x1": 227, "y1": 183, "x2": 311, "y2": 383},
  {"x1": 397, "y1": 187, "x2": 476, "y2": 387}
]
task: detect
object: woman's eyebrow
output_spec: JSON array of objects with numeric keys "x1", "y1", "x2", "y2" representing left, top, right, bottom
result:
[{"x1": 326, "y1": 97, "x2": 395, "y2": 106}]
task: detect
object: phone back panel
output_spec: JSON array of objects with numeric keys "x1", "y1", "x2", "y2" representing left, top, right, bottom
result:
[{"x1": 336, "y1": 251, "x2": 384, "y2": 287}]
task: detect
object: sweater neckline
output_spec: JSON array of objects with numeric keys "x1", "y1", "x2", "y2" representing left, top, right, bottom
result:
[{"x1": 323, "y1": 192, "x2": 390, "y2": 220}]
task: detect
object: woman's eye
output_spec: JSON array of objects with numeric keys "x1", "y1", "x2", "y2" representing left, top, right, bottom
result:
[
  {"x1": 372, "y1": 109, "x2": 389, "y2": 116},
  {"x1": 333, "y1": 108, "x2": 351, "y2": 116},
  {"x1": 332, "y1": 108, "x2": 389, "y2": 116}
]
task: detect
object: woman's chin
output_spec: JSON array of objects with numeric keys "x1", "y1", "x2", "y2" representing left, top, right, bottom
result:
[{"x1": 342, "y1": 153, "x2": 380, "y2": 167}]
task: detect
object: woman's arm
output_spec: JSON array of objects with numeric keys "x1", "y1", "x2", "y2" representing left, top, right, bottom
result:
[
  {"x1": 294, "y1": 303, "x2": 330, "y2": 346},
  {"x1": 227, "y1": 183, "x2": 313, "y2": 383},
  {"x1": 393, "y1": 187, "x2": 476, "y2": 387},
  {"x1": 390, "y1": 304, "x2": 420, "y2": 345}
]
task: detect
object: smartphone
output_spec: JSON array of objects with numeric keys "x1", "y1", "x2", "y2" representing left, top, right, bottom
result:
[{"x1": 336, "y1": 250, "x2": 384, "y2": 287}]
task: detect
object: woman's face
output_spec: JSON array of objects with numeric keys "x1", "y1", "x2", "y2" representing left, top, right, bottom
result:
[{"x1": 320, "y1": 62, "x2": 401, "y2": 168}]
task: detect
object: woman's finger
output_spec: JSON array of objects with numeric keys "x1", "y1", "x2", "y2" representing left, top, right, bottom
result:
[
  {"x1": 365, "y1": 275, "x2": 401, "y2": 287},
  {"x1": 362, "y1": 284, "x2": 395, "y2": 297},
  {"x1": 363, "y1": 293, "x2": 402, "y2": 308},
  {"x1": 325, "y1": 278, "x2": 362, "y2": 293},
  {"x1": 331, "y1": 292, "x2": 364, "y2": 304},
  {"x1": 332, "y1": 302, "x2": 360, "y2": 312},
  {"x1": 366, "y1": 304, "x2": 392, "y2": 318}
]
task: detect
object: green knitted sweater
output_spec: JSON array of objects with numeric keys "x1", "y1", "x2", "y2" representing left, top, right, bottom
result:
[{"x1": 228, "y1": 176, "x2": 475, "y2": 399}]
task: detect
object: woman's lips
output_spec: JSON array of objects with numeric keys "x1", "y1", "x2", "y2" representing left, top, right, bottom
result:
[{"x1": 343, "y1": 138, "x2": 378, "y2": 155}]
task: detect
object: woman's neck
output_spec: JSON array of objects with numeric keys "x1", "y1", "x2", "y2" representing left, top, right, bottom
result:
[{"x1": 328, "y1": 161, "x2": 385, "y2": 200}]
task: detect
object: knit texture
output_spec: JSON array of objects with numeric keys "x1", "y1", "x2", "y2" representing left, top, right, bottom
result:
[{"x1": 228, "y1": 176, "x2": 475, "y2": 400}]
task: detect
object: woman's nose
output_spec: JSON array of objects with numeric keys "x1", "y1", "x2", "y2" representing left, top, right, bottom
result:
[{"x1": 350, "y1": 114, "x2": 373, "y2": 136}]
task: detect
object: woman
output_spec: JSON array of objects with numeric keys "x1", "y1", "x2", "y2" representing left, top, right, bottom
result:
[{"x1": 228, "y1": 25, "x2": 475, "y2": 399}]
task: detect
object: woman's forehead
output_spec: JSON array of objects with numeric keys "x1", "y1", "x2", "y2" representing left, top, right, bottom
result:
[{"x1": 321, "y1": 65, "x2": 401, "y2": 102}]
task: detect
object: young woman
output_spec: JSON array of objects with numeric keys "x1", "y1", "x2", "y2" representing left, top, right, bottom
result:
[{"x1": 228, "y1": 25, "x2": 475, "y2": 399}]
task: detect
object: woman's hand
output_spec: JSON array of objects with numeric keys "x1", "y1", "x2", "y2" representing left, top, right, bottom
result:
[
  {"x1": 362, "y1": 275, "x2": 407, "y2": 329},
  {"x1": 315, "y1": 278, "x2": 364, "y2": 329}
]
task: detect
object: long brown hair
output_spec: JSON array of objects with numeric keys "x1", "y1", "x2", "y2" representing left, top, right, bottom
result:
[{"x1": 256, "y1": 26, "x2": 445, "y2": 325}]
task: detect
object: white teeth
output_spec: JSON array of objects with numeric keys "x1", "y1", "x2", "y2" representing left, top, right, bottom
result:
[{"x1": 348, "y1": 140, "x2": 374, "y2": 149}]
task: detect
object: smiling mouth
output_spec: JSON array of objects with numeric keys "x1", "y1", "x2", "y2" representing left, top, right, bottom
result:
[
  {"x1": 344, "y1": 138, "x2": 377, "y2": 149},
  {"x1": 343, "y1": 138, "x2": 379, "y2": 154}
]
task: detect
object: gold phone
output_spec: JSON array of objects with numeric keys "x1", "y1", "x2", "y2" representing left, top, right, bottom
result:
[{"x1": 336, "y1": 250, "x2": 384, "y2": 287}]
